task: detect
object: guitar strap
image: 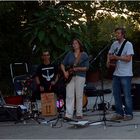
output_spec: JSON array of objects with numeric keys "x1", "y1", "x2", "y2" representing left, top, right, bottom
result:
[{"x1": 116, "y1": 39, "x2": 127, "y2": 56}]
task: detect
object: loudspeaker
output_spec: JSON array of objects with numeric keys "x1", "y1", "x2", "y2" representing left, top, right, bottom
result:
[
  {"x1": 0, "y1": 104, "x2": 22, "y2": 122},
  {"x1": 131, "y1": 83, "x2": 140, "y2": 110},
  {"x1": 112, "y1": 83, "x2": 140, "y2": 111}
]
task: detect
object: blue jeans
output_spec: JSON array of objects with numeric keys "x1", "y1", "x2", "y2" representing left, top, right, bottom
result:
[{"x1": 113, "y1": 76, "x2": 133, "y2": 116}]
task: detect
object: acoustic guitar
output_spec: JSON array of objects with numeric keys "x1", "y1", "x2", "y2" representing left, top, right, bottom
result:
[
  {"x1": 108, "y1": 55, "x2": 117, "y2": 73},
  {"x1": 82, "y1": 94, "x2": 88, "y2": 108},
  {"x1": 64, "y1": 65, "x2": 75, "y2": 85},
  {"x1": 107, "y1": 56, "x2": 119, "y2": 77},
  {"x1": 108, "y1": 39, "x2": 127, "y2": 74},
  {"x1": 64, "y1": 56, "x2": 89, "y2": 85}
]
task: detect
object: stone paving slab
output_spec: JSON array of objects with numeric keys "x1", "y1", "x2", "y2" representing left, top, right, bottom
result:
[{"x1": 0, "y1": 109, "x2": 140, "y2": 139}]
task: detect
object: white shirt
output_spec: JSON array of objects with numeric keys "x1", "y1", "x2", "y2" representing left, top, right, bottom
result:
[{"x1": 109, "y1": 40, "x2": 134, "y2": 76}]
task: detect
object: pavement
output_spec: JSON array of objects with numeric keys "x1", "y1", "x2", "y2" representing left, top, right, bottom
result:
[{"x1": 0, "y1": 77, "x2": 140, "y2": 139}]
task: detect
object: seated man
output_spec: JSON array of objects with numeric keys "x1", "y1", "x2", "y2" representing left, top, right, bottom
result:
[{"x1": 35, "y1": 49, "x2": 59, "y2": 100}]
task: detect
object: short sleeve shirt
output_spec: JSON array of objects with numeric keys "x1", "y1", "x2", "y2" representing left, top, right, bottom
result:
[
  {"x1": 36, "y1": 63, "x2": 58, "y2": 88},
  {"x1": 109, "y1": 40, "x2": 134, "y2": 76}
]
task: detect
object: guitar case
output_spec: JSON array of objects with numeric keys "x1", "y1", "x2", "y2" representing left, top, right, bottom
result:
[{"x1": 0, "y1": 104, "x2": 22, "y2": 122}]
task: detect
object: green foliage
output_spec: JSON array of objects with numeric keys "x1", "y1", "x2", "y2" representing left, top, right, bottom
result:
[
  {"x1": 0, "y1": 1, "x2": 140, "y2": 96},
  {"x1": 24, "y1": 3, "x2": 93, "y2": 62}
]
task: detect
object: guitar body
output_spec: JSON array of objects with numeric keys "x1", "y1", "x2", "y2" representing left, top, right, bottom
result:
[
  {"x1": 109, "y1": 59, "x2": 117, "y2": 67},
  {"x1": 82, "y1": 94, "x2": 88, "y2": 108},
  {"x1": 107, "y1": 59, "x2": 117, "y2": 78},
  {"x1": 107, "y1": 40, "x2": 127, "y2": 76},
  {"x1": 63, "y1": 66, "x2": 74, "y2": 85},
  {"x1": 109, "y1": 59, "x2": 117, "y2": 70},
  {"x1": 66, "y1": 68, "x2": 74, "y2": 84}
]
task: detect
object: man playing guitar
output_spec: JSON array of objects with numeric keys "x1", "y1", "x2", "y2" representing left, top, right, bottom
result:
[{"x1": 107, "y1": 28, "x2": 134, "y2": 121}]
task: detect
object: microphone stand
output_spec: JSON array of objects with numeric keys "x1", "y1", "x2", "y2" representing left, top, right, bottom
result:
[
  {"x1": 89, "y1": 44, "x2": 120, "y2": 126},
  {"x1": 90, "y1": 43, "x2": 110, "y2": 65}
]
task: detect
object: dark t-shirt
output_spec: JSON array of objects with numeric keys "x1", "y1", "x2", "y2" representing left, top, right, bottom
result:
[{"x1": 36, "y1": 63, "x2": 58, "y2": 92}]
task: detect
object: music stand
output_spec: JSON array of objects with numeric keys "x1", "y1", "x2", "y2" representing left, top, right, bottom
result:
[{"x1": 89, "y1": 44, "x2": 120, "y2": 126}]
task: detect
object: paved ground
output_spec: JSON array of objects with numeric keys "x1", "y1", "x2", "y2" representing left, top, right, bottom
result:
[
  {"x1": 0, "y1": 77, "x2": 140, "y2": 139},
  {"x1": 1, "y1": 111, "x2": 140, "y2": 139}
]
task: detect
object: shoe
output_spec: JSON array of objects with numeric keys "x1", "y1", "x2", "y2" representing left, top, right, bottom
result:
[
  {"x1": 123, "y1": 115, "x2": 133, "y2": 121},
  {"x1": 110, "y1": 114, "x2": 124, "y2": 121},
  {"x1": 63, "y1": 116, "x2": 72, "y2": 122},
  {"x1": 76, "y1": 116, "x2": 83, "y2": 119}
]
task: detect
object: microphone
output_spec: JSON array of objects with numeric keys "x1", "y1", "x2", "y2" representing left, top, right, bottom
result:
[
  {"x1": 89, "y1": 55, "x2": 93, "y2": 62},
  {"x1": 110, "y1": 37, "x2": 116, "y2": 42},
  {"x1": 32, "y1": 44, "x2": 37, "y2": 54}
]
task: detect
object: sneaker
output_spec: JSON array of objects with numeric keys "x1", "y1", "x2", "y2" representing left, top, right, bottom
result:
[
  {"x1": 76, "y1": 116, "x2": 83, "y2": 119},
  {"x1": 64, "y1": 116, "x2": 78, "y2": 122},
  {"x1": 123, "y1": 115, "x2": 133, "y2": 121},
  {"x1": 110, "y1": 114, "x2": 124, "y2": 121},
  {"x1": 63, "y1": 116, "x2": 72, "y2": 121}
]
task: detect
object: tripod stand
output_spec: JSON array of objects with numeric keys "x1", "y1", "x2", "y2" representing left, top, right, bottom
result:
[
  {"x1": 46, "y1": 95, "x2": 78, "y2": 128},
  {"x1": 21, "y1": 98, "x2": 43, "y2": 124},
  {"x1": 18, "y1": 76, "x2": 45, "y2": 124},
  {"x1": 46, "y1": 97, "x2": 65, "y2": 128},
  {"x1": 90, "y1": 45, "x2": 120, "y2": 126}
]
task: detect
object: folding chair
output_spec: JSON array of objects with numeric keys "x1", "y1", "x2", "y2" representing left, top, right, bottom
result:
[
  {"x1": 9, "y1": 63, "x2": 44, "y2": 124},
  {"x1": 10, "y1": 63, "x2": 29, "y2": 95}
]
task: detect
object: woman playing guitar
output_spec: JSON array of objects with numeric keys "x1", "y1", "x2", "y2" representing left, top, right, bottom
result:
[{"x1": 61, "y1": 38, "x2": 89, "y2": 120}]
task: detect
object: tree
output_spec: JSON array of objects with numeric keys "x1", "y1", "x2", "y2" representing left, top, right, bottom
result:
[
  {"x1": 0, "y1": 1, "x2": 140, "y2": 95},
  {"x1": 24, "y1": 2, "x2": 93, "y2": 62}
]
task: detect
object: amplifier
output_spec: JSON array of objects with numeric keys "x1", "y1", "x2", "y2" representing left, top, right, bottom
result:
[
  {"x1": 131, "y1": 83, "x2": 140, "y2": 110},
  {"x1": 120, "y1": 83, "x2": 140, "y2": 110},
  {"x1": 4, "y1": 95, "x2": 23, "y2": 105},
  {"x1": 0, "y1": 104, "x2": 22, "y2": 122}
]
